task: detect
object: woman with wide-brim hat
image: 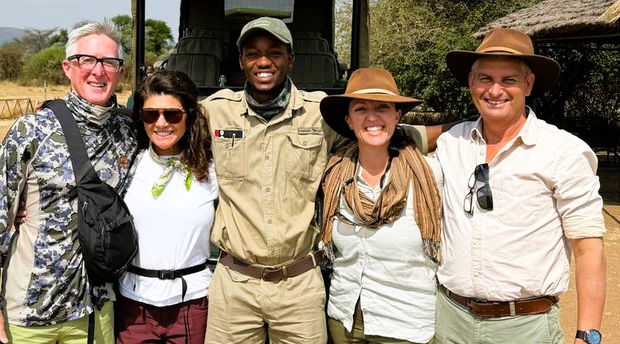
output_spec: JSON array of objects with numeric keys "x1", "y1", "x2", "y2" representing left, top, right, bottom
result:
[{"x1": 320, "y1": 67, "x2": 442, "y2": 343}]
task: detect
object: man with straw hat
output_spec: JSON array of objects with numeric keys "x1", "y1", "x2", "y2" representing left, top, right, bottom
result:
[
  {"x1": 434, "y1": 28, "x2": 606, "y2": 344},
  {"x1": 200, "y1": 17, "x2": 440, "y2": 343}
]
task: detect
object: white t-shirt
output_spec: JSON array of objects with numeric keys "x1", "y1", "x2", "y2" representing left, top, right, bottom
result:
[
  {"x1": 119, "y1": 150, "x2": 218, "y2": 306},
  {"x1": 327, "y1": 157, "x2": 441, "y2": 343}
]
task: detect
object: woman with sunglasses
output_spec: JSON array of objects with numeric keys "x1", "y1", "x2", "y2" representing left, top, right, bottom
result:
[
  {"x1": 320, "y1": 68, "x2": 441, "y2": 344},
  {"x1": 115, "y1": 70, "x2": 216, "y2": 344}
]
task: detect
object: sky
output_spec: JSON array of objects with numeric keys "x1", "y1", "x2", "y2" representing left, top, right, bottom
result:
[{"x1": 0, "y1": 0, "x2": 181, "y2": 40}]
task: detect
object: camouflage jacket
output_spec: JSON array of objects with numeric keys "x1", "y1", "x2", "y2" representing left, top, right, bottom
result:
[{"x1": 0, "y1": 93, "x2": 137, "y2": 326}]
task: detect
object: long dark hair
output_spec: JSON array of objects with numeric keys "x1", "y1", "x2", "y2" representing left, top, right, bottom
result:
[{"x1": 132, "y1": 70, "x2": 212, "y2": 182}]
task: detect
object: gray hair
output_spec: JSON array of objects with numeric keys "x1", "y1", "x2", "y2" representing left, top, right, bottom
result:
[
  {"x1": 65, "y1": 21, "x2": 123, "y2": 58},
  {"x1": 471, "y1": 56, "x2": 532, "y2": 77}
]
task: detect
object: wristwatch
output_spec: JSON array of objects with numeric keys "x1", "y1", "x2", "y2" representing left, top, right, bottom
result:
[{"x1": 576, "y1": 329, "x2": 602, "y2": 344}]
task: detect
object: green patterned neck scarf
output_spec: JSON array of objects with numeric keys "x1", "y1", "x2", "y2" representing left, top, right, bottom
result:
[
  {"x1": 244, "y1": 77, "x2": 292, "y2": 121},
  {"x1": 65, "y1": 90, "x2": 116, "y2": 126},
  {"x1": 149, "y1": 145, "x2": 192, "y2": 197}
]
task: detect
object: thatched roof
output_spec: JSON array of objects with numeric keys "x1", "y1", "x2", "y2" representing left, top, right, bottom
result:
[{"x1": 476, "y1": 0, "x2": 620, "y2": 41}]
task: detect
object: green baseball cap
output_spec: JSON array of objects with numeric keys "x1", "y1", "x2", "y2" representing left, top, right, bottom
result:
[{"x1": 236, "y1": 17, "x2": 293, "y2": 51}]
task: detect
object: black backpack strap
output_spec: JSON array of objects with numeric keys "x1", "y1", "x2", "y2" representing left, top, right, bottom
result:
[
  {"x1": 87, "y1": 311, "x2": 95, "y2": 344},
  {"x1": 45, "y1": 99, "x2": 94, "y2": 182},
  {"x1": 46, "y1": 100, "x2": 97, "y2": 344}
]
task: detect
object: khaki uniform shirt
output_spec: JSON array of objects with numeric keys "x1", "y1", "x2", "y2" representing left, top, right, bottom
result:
[{"x1": 201, "y1": 84, "x2": 427, "y2": 266}]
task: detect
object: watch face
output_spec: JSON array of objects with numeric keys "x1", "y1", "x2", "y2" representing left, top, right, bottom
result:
[{"x1": 588, "y1": 330, "x2": 602, "y2": 344}]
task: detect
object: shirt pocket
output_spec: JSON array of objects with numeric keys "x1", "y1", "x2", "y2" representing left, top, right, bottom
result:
[
  {"x1": 212, "y1": 135, "x2": 246, "y2": 180},
  {"x1": 285, "y1": 132, "x2": 324, "y2": 181},
  {"x1": 496, "y1": 177, "x2": 550, "y2": 227}
]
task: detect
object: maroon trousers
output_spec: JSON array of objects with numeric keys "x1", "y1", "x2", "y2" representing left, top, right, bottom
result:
[{"x1": 115, "y1": 294, "x2": 208, "y2": 344}]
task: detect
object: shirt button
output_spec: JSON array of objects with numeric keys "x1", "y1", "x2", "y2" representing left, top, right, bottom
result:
[
  {"x1": 267, "y1": 219, "x2": 272, "y2": 224},
  {"x1": 265, "y1": 155, "x2": 270, "y2": 160},
  {"x1": 303, "y1": 140, "x2": 308, "y2": 145},
  {"x1": 266, "y1": 187, "x2": 270, "y2": 192}
]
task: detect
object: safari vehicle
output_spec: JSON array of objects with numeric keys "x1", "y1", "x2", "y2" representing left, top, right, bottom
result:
[{"x1": 133, "y1": 0, "x2": 370, "y2": 96}]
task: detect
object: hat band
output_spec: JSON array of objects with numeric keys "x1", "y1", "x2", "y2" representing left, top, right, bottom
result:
[
  {"x1": 478, "y1": 46, "x2": 527, "y2": 55},
  {"x1": 351, "y1": 88, "x2": 398, "y2": 96}
]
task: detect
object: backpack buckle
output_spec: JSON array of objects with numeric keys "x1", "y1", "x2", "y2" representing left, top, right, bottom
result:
[{"x1": 158, "y1": 270, "x2": 176, "y2": 280}]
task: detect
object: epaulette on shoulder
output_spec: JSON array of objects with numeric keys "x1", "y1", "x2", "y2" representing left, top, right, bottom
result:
[
  {"x1": 205, "y1": 89, "x2": 243, "y2": 102},
  {"x1": 299, "y1": 90, "x2": 327, "y2": 103}
]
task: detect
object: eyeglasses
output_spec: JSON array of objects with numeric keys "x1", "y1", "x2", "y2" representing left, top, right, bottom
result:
[
  {"x1": 67, "y1": 54, "x2": 124, "y2": 72},
  {"x1": 140, "y1": 108, "x2": 185, "y2": 124},
  {"x1": 463, "y1": 163, "x2": 493, "y2": 215}
]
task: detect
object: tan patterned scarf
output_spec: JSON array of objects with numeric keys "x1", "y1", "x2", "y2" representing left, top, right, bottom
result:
[{"x1": 321, "y1": 141, "x2": 442, "y2": 262}]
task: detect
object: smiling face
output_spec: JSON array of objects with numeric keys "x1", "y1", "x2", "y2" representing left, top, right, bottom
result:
[
  {"x1": 345, "y1": 99, "x2": 401, "y2": 151},
  {"x1": 468, "y1": 56, "x2": 534, "y2": 125},
  {"x1": 239, "y1": 32, "x2": 293, "y2": 103},
  {"x1": 142, "y1": 94, "x2": 187, "y2": 155},
  {"x1": 62, "y1": 34, "x2": 124, "y2": 106}
]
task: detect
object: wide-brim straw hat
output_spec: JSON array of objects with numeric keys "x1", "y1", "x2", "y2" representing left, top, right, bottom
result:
[
  {"x1": 446, "y1": 28, "x2": 560, "y2": 96},
  {"x1": 320, "y1": 68, "x2": 423, "y2": 139}
]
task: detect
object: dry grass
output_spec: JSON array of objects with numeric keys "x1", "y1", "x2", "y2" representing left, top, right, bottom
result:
[
  {"x1": 0, "y1": 80, "x2": 133, "y2": 137},
  {"x1": 0, "y1": 80, "x2": 133, "y2": 109}
]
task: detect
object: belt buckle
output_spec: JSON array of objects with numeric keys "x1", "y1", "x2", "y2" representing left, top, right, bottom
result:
[
  {"x1": 470, "y1": 297, "x2": 488, "y2": 305},
  {"x1": 467, "y1": 297, "x2": 488, "y2": 316},
  {"x1": 262, "y1": 266, "x2": 285, "y2": 281},
  {"x1": 158, "y1": 270, "x2": 175, "y2": 280}
]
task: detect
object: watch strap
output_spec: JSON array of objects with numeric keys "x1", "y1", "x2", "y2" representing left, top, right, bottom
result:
[
  {"x1": 576, "y1": 329, "x2": 602, "y2": 344},
  {"x1": 576, "y1": 330, "x2": 588, "y2": 341}
]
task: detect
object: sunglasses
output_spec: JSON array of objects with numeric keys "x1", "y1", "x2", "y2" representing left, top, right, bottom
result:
[
  {"x1": 140, "y1": 108, "x2": 185, "y2": 124},
  {"x1": 463, "y1": 163, "x2": 493, "y2": 215}
]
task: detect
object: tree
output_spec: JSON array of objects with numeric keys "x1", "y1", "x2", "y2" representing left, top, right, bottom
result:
[
  {"x1": 145, "y1": 19, "x2": 173, "y2": 57},
  {"x1": 0, "y1": 42, "x2": 25, "y2": 80},
  {"x1": 14, "y1": 28, "x2": 57, "y2": 55},
  {"x1": 334, "y1": 0, "x2": 352, "y2": 68},
  {"x1": 48, "y1": 29, "x2": 68, "y2": 48},
  {"x1": 20, "y1": 46, "x2": 67, "y2": 85},
  {"x1": 366, "y1": 0, "x2": 543, "y2": 122},
  {"x1": 111, "y1": 14, "x2": 132, "y2": 55}
]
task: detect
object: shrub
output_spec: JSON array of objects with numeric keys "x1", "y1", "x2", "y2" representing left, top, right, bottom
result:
[
  {"x1": 0, "y1": 43, "x2": 24, "y2": 80},
  {"x1": 20, "y1": 46, "x2": 67, "y2": 85}
]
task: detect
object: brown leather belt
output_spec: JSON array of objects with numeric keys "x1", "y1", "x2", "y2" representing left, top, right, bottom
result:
[
  {"x1": 439, "y1": 285, "x2": 558, "y2": 318},
  {"x1": 218, "y1": 251, "x2": 324, "y2": 282}
]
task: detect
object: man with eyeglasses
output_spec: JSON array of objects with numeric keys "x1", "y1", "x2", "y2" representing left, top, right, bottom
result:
[
  {"x1": 0, "y1": 22, "x2": 136, "y2": 343},
  {"x1": 433, "y1": 28, "x2": 606, "y2": 344}
]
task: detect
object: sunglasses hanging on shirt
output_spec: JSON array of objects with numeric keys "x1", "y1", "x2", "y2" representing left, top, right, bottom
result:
[{"x1": 463, "y1": 163, "x2": 493, "y2": 215}]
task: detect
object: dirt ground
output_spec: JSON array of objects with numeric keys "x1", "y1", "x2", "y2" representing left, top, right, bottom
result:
[
  {"x1": 560, "y1": 164, "x2": 619, "y2": 343},
  {"x1": 1, "y1": 82, "x2": 619, "y2": 342}
]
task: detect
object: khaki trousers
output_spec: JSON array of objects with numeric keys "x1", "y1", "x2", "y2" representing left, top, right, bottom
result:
[
  {"x1": 328, "y1": 301, "x2": 433, "y2": 344},
  {"x1": 434, "y1": 288, "x2": 564, "y2": 344},
  {"x1": 205, "y1": 263, "x2": 327, "y2": 344}
]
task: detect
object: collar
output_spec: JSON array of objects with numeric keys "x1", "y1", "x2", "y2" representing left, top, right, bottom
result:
[
  {"x1": 242, "y1": 79, "x2": 304, "y2": 123},
  {"x1": 469, "y1": 106, "x2": 539, "y2": 146}
]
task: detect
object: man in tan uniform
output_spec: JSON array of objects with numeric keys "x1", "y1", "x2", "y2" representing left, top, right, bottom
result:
[{"x1": 201, "y1": 17, "x2": 431, "y2": 344}]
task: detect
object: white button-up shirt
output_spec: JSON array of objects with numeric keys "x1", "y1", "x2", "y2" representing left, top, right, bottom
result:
[
  {"x1": 435, "y1": 108, "x2": 605, "y2": 301},
  {"x1": 327, "y1": 158, "x2": 440, "y2": 343},
  {"x1": 120, "y1": 151, "x2": 218, "y2": 306}
]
